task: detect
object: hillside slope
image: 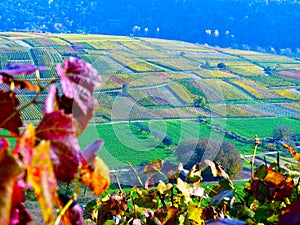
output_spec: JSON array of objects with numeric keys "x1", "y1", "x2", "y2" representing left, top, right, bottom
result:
[{"x1": 0, "y1": 32, "x2": 300, "y2": 122}]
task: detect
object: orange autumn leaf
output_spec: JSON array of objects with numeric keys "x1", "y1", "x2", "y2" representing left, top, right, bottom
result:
[
  {"x1": 13, "y1": 124, "x2": 35, "y2": 166},
  {"x1": 143, "y1": 159, "x2": 163, "y2": 175},
  {"x1": 28, "y1": 140, "x2": 58, "y2": 225},
  {"x1": 80, "y1": 156, "x2": 110, "y2": 196},
  {"x1": 282, "y1": 143, "x2": 300, "y2": 162}
]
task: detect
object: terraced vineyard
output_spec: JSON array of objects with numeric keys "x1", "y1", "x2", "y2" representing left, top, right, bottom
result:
[{"x1": 1, "y1": 32, "x2": 300, "y2": 170}]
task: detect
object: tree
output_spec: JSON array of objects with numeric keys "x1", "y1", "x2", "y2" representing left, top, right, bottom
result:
[
  {"x1": 273, "y1": 125, "x2": 295, "y2": 149},
  {"x1": 121, "y1": 83, "x2": 129, "y2": 95},
  {"x1": 273, "y1": 125, "x2": 294, "y2": 141},
  {"x1": 217, "y1": 62, "x2": 227, "y2": 70},
  {"x1": 162, "y1": 135, "x2": 173, "y2": 147},
  {"x1": 194, "y1": 96, "x2": 207, "y2": 108},
  {"x1": 175, "y1": 138, "x2": 242, "y2": 179}
]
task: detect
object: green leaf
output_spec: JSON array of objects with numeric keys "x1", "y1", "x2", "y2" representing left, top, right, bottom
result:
[
  {"x1": 135, "y1": 189, "x2": 159, "y2": 209},
  {"x1": 211, "y1": 190, "x2": 234, "y2": 206},
  {"x1": 254, "y1": 164, "x2": 267, "y2": 179},
  {"x1": 103, "y1": 220, "x2": 116, "y2": 225}
]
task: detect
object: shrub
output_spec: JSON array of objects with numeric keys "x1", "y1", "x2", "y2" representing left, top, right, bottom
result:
[{"x1": 175, "y1": 138, "x2": 242, "y2": 179}]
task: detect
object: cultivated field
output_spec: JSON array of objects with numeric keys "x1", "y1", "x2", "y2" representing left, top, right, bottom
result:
[{"x1": 1, "y1": 32, "x2": 300, "y2": 172}]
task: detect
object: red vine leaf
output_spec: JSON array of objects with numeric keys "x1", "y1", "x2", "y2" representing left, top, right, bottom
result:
[
  {"x1": 80, "y1": 140, "x2": 104, "y2": 165},
  {"x1": 56, "y1": 57, "x2": 101, "y2": 114},
  {"x1": 0, "y1": 139, "x2": 9, "y2": 150},
  {"x1": 0, "y1": 150, "x2": 23, "y2": 225},
  {"x1": 36, "y1": 111, "x2": 80, "y2": 182},
  {"x1": 0, "y1": 91, "x2": 23, "y2": 136},
  {"x1": 80, "y1": 156, "x2": 110, "y2": 196},
  {"x1": 36, "y1": 110, "x2": 76, "y2": 143},
  {"x1": 43, "y1": 85, "x2": 59, "y2": 114},
  {"x1": 28, "y1": 140, "x2": 58, "y2": 225},
  {"x1": 0, "y1": 62, "x2": 46, "y2": 75},
  {"x1": 10, "y1": 180, "x2": 32, "y2": 225},
  {"x1": 0, "y1": 62, "x2": 46, "y2": 91},
  {"x1": 58, "y1": 194, "x2": 83, "y2": 225},
  {"x1": 58, "y1": 95, "x2": 97, "y2": 137},
  {"x1": 10, "y1": 203, "x2": 32, "y2": 225},
  {"x1": 278, "y1": 199, "x2": 300, "y2": 225},
  {"x1": 50, "y1": 142, "x2": 80, "y2": 182}
]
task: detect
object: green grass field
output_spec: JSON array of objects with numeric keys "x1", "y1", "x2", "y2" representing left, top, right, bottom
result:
[
  {"x1": 211, "y1": 117, "x2": 300, "y2": 138},
  {"x1": 78, "y1": 119, "x2": 263, "y2": 169}
]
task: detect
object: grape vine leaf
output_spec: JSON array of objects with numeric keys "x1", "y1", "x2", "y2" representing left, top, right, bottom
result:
[
  {"x1": 0, "y1": 148, "x2": 23, "y2": 225},
  {"x1": 143, "y1": 159, "x2": 163, "y2": 176},
  {"x1": 80, "y1": 140, "x2": 110, "y2": 195},
  {"x1": 56, "y1": 57, "x2": 101, "y2": 115},
  {"x1": 0, "y1": 139, "x2": 9, "y2": 149},
  {"x1": 58, "y1": 94, "x2": 97, "y2": 137},
  {"x1": 36, "y1": 110, "x2": 80, "y2": 182},
  {"x1": 43, "y1": 85, "x2": 59, "y2": 114},
  {"x1": 80, "y1": 156, "x2": 110, "y2": 196},
  {"x1": 10, "y1": 203, "x2": 32, "y2": 225},
  {"x1": 44, "y1": 80, "x2": 97, "y2": 137},
  {"x1": 278, "y1": 199, "x2": 300, "y2": 225},
  {"x1": 204, "y1": 159, "x2": 229, "y2": 179},
  {"x1": 58, "y1": 194, "x2": 83, "y2": 225},
  {"x1": 154, "y1": 206, "x2": 179, "y2": 225},
  {"x1": 13, "y1": 124, "x2": 35, "y2": 166},
  {"x1": 186, "y1": 201, "x2": 205, "y2": 225},
  {"x1": 80, "y1": 140, "x2": 104, "y2": 165},
  {"x1": 27, "y1": 140, "x2": 58, "y2": 225},
  {"x1": 0, "y1": 62, "x2": 46, "y2": 91},
  {"x1": 282, "y1": 143, "x2": 300, "y2": 162},
  {"x1": 10, "y1": 180, "x2": 32, "y2": 225},
  {"x1": 0, "y1": 62, "x2": 46, "y2": 75},
  {"x1": 0, "y1": 91, "x2": 23, "y2": 136}
]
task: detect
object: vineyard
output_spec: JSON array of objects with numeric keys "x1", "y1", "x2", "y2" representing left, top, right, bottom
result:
[
  {"x1": 1, "y1": 32, "x2": 300, "y2": 224},
  {"x1": 1, "y1": 32, "x2": 300, "y2": 155}
]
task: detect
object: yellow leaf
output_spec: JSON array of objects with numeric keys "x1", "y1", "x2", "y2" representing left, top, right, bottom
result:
[
  {"x1": 157, "y1": 180, "x2": 173, "y2": 194},
  {"x1": 28, "y1": 140, "x2": 58, "y2": 225},
  {"x1": 187, "y1": 202, "x2": 205, "y2": 225}
]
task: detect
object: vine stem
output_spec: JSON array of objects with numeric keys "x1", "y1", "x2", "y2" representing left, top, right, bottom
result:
[
  {"x1": 127, "y1": 161, "x2": 144, "y2": 188},
  {"x1": 251, "y1": 135, "x2": 260, "y2": 178},
  {"x1": 115, "y1": 174, "x2": 124, "y2": 194},
  {"x1": 55, "y1": 199, "x2": 74, "y2": 225},
  {"x1": 0, "y1": 78, "x2": 58, "y2": 129}
]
